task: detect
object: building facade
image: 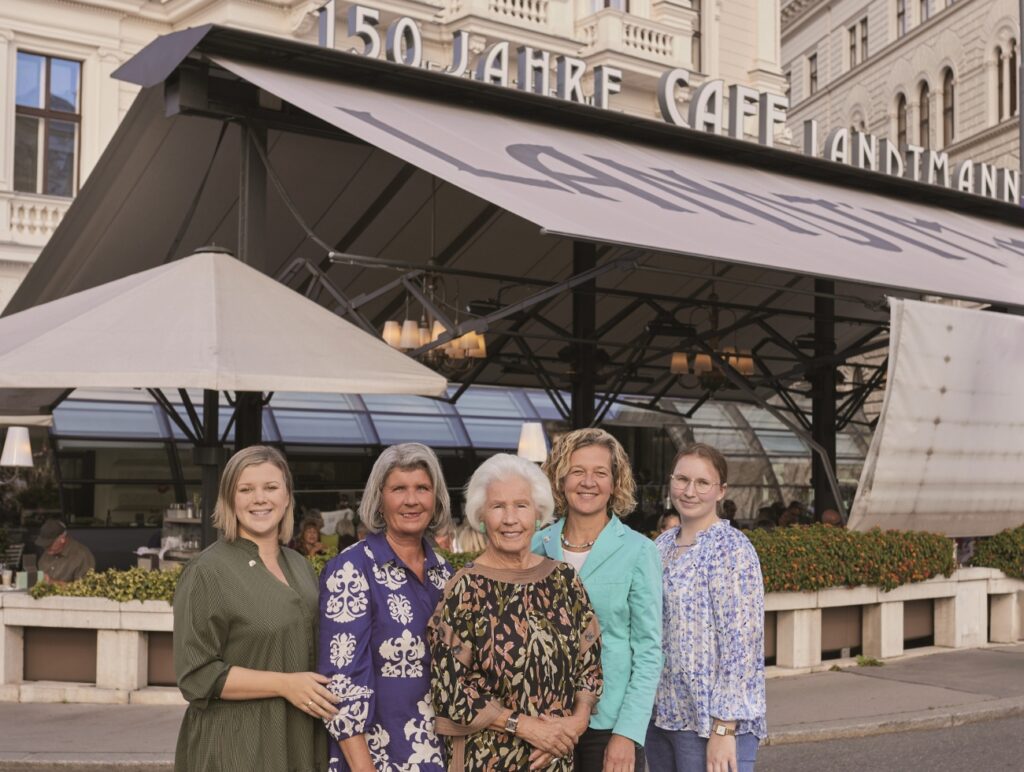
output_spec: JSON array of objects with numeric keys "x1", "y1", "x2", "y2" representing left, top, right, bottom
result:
[
  {"x1": 0, "y1": 0, "x2": 785, "y2": 312},
  {"x1": 781, "y1": 0, "x2": 1020, "y2": 174}
]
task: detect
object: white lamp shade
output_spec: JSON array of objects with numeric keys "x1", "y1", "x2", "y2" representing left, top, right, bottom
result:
[
  {"x1": 669, "y1": 352, "x2": 688, "y2": 374},
  {"x1": 693, "y1": 352, "x2": 712, "y2": 374},
  {"x1": 399, "y1": 320, "x2": 421, "y2": 349},
  {"x1": 517, "y1": 422, "x2": 548, "y2": 463},
  {"x1": 468, "y1": 332, "x2": 487, "y2": 359},
  {"x1": 430, "y1": 321, "x2": 447, "y2": 343},
  {"x1": 0, "y1": 427, "x2": 33, "y2": 468},
  {"x1": 418, "y1": 323, "x2": 431, "y2": 347},
  {"x1": 382, "y1": 320, "x2": 402, "y2": 348},
  {"x1": 738, "y1": 350, "x2": 756, "y2": 376}
]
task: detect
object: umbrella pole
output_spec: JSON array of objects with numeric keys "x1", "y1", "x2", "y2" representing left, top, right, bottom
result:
[{"x1": 197, "y1": 389, "x2": 220, "y2": 548}]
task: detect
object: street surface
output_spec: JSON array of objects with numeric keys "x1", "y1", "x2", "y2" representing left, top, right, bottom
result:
[{"x1": 759, "y1": 716, "x2": 1024, "y2": 772}]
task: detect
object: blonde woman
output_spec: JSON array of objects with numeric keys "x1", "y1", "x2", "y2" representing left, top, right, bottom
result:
[
  {"x1": 173, "y1": 445, "x2": 333, "y2": 772},
  {"x1": 534, "y1": 428, "x2": 662, "y2": 772}
]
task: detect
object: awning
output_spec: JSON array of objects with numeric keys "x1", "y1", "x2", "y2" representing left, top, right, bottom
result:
[
  {"x1": 207, "y1": 54, "x2": 1024, "y2": 309},
  {"x1": 848, "y1": 299, "x2": 1024, "y2": 536},
  {"x1": 0, "y1": 251, "x2": 446, "y2": 396}
]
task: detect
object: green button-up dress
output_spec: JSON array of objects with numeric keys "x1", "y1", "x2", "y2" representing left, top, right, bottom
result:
[{"x1": 173, "y1": 537, "x2": 328, "y2": 772}]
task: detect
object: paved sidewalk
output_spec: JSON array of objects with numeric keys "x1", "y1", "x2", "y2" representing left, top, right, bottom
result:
[{"x1": 0, "y1": 644, "x2": 1021, "y2": 770}]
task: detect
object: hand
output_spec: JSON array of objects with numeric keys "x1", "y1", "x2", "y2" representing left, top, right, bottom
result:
[
  {"x1": 602, "y1": 733, "x2": 637, "y2": 772},
  {"x1": 529, "y1": 749, "x2": 556, "y2": 770},
  {"x1": 277, "y1": 672, "x2": 339, "y2": 719},
  {"x1": 517, "y1": 715, "x2": 576, "y2": 758},
  {"x1": 706, "y1": 732, "x2": 737, "y2": 772}
]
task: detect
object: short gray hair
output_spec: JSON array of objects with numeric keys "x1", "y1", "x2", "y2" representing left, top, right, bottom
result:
[
  {"x1": 464, "y1": 453, "x2": 555, "y2": 531},
  {"x1": 359, "y1": 443, "x2": 453, "y2": 537}
]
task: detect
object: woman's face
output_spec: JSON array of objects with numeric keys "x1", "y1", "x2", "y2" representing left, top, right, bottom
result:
[
  {"x1": 302, "y1": 525, "x2": 319, "y2": 545},
  {"x1": 234, "y1": 462, "x2": 289, "y2": 543},
  {"x1": 562, "y1": 444, "x2": 614, "y2": 518},
  {"x1": 670, "y1": 454, "x2": 726, "y2": 523},
  {"x1": 481, "y1": 476, "x2": 538, "y2": 559},
  {"x1": 380, "y1": 466, "x2": 435, "y2": 540}
]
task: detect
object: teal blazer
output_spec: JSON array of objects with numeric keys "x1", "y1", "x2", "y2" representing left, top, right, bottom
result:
[{"x1": 532, "y1": 516, "x2": 663, "y2": 745}]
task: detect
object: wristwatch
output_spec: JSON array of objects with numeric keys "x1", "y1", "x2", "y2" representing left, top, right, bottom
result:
[
  {"x1": 505, "y1": 712, "x2": 521, "y2": 735},
  {"x1": 712, "y1": 722, "x2": 736, "y2": 737}
]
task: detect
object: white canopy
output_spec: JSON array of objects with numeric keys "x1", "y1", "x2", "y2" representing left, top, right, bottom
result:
[
  {"x1": 0, "y1": 251, "x2": 446, "y2": 396},
  {"x1": 848, "y1": 299, "x2": 1024, "y2": 536}
]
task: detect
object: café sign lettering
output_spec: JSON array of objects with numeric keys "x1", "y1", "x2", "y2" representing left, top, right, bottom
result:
[{"x1": 318, "y1": 1, "x2": 1019, "y2": 205}]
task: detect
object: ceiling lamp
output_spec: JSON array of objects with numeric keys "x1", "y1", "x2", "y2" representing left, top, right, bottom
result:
[
  {"x1": 517, "y1": 422, "x2": 548, "y2": 463},
  {"x1": 382, "y1": 320, "x2": 402, "y2": 348}
]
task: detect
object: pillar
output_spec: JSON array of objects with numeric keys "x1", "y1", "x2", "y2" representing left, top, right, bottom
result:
[
  {"x1": 811, "y1": 279, "x2": 837, "y2": 514},
  {"x1": 935, "y1": 577, "x2": 988, "y2": 648},
  {"x1": 863, "y1": 601, "x2": 904, "y2": 659},
  {"x1": 1, "y1": 624, "x2": 23, "y2": 684},
  {"x1": 96, "y1": 630, "x2": 147, "y2": 691},
  {"x1": 571, "y1": 241, "x2": 597, "y2": 429},
  {"x1": 776, "y1": 608, "x2": 822, "y2": 668},
  {"x1": 989, "y1": 593, "x2": 1020, "y2": 644}
]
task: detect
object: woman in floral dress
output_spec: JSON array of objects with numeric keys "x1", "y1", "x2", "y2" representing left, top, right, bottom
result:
[
  {"x1": 429, "y1": 454, "x2": 603, "y2": 772},
  {"x1": 647, "y1": 443, "x2": 766, "y2": 772},
  {"x1": 318, "y1": 443, "x2": 454, "y2": 771}
]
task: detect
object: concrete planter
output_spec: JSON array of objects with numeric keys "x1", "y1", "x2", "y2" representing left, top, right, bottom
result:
[{"x1": 1, "y1": 567, "x2": 1022, "y2": 702}]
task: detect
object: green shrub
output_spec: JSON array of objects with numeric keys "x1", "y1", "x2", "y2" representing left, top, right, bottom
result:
[
  {"x1": 746, "y1": 525, "x2": 955, "y2": 593},
  {"x1": 971, "y1": 525, "x2": 1024, "y2": 579},
  {"x1": 30, "y1": 566, "x2": 181, "y2": 602}
]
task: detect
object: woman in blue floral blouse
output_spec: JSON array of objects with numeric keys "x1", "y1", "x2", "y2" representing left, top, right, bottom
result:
[
  {"x1": 647, "y1": 443, "x2": 766, "y2": 772},
  {"x1": 318, "y1": 443, "x2": 454, "y2": 772}
]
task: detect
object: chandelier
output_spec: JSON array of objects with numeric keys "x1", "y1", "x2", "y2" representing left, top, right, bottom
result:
[{"x1": 668, "y1": 294, "x2": 754, "y2": 390}]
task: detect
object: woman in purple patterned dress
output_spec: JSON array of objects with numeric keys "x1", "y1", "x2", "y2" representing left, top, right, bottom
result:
[
  {"x1": 318, "y1": 443, "x2": 454, "y2": 771},
  {"x1": 646, "y1": 443, "x2": 766, "y2": 772}
]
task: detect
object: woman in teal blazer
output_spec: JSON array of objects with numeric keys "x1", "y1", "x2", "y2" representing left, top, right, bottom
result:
[{"x1": 533, "y1": 428, "x2": 663, "y2": 772}]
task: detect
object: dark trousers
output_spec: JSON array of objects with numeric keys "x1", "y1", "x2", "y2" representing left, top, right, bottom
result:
[{"x1": 574, "y1": 728, "x2": 646, "y2": 772}]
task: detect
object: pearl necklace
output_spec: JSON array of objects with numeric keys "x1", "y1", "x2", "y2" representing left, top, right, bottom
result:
[{"x1": 561, "y1": 533, "x2": 597, "y2": 550}]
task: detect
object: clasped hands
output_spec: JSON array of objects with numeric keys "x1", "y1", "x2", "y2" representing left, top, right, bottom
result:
[{"x1": 518, "y1": 713, "x2": 588, "y2": 770}]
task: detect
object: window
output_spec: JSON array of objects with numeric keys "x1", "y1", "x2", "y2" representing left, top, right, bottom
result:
[
  {"x1": 919, "y1": 81, "x2": 931, "y2": 149},
  {"x1": 897, "y1": 93, "x2": 908, "y2": 147},
  {"x1": 998, "y1": 46, "x2": 1006, "y2": 120},
  {"x1": 920, "y1": 0, "x2": 929, "y2": 22},
  {"x1": 942, "y1": 68, "x2": 954, "y2": 146},
  {"x1": 896, "y1": 0, "x2": 907, "y2": 37},
  {"x1": 849, "y1": 27, "x2": 857, "y2": 69},
  {"x1": 860, "y1": 19, "x2": 869, "y2": 60},
  {"x1": 591, "y1": 0, "x2": 627, "y2": 10},
  {"x1": 14, "y1": 52, "x2": 81, "y2": 197},
  {"x1": 808, "y1": 53, "x2": 818, "y2": 95}
]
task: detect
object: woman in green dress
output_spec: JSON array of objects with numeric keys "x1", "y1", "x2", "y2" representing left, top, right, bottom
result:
[
  {"x1": 173, "y1": 445, "x2": 336, "y2": 772},
  {"x1": 428, "y1": 453, "x2": 602, "y2": 772}
]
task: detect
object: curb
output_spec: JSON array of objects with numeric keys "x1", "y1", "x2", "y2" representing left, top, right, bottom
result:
[{"x1": 764, "y1": 695, "x2": 1024, "y2": 746}]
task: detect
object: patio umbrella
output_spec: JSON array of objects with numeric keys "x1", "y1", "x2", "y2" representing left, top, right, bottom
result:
[{"x1": 0, "y1": 250, "x2": 445, "y2": 396}]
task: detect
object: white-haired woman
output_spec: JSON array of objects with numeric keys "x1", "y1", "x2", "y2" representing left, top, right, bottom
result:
[
  {"x1": 173, "y1": 445, "x2": 333, "y2": 772},
  {"x1": 428, "y1": 453, "x2": 603, "y2": 772},
  {"x1": 318, "y1": 443, "x2": 454, "y2": 772}
]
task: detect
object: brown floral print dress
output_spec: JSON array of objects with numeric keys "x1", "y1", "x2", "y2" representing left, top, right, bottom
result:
[{"x1": 428, "y1": 558, "x2": 602, "y2": 772}]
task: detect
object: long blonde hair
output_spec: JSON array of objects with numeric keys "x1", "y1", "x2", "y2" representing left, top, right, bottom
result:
[
  {"x1": 542, "y1": 428, "x2": 637, "y2": 517},
  {"x1": 213, "y1": 445, "x2": 295, "y2": 543}
]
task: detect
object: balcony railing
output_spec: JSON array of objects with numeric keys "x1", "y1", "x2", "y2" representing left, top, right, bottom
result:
[{"x1": 1, "y1": 191, "x2": 70, "y2": 247}]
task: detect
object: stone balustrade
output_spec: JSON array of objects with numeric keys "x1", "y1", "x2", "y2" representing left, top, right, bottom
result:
[
  {"x1": 0, "y1": 191, "x2": 70, "y2": 247},
  {"x1": 0, "y1": 568, "x2": 1020, "y2": 703},
  {"x1": 577, "y1": 9, "x2": 685, "y2": 66}
]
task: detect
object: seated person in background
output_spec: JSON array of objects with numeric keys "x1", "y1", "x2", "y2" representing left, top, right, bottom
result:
[
  {"x1": 820, "y1": 509, "x2": 844, "y2": 527},
  {"x1": 36, "y1": 519, "x2": 95, "y2": 584},
  {"x1": 433, "y1": 524, "x2": 456, "y2": 552},
  {"x1": 721, "y1": 499, "x2": 738, "y2": 524},
  {"x1": 290, "y1": 516, "x2": 327, "y2": 557},
  {"x1": 657, "y1": 511, "x2": 681, "y2": 535},
  {"x1": 452, "y1": 518, "x2": 488, "y2": 553}
]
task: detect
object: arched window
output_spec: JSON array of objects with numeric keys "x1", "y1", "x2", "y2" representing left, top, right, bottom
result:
[
  {"x1": 897, "y1": 93, "x2": 908, "y2": 147},
  {"x1": 1012, "y1": 39, "x2": 1019, "y2": 116},
  {"x1": 997, "y1": 46, "x2": 1005, "y2": 120},
  {"x1": 942, "y1": 68, "x2": 955, "y2": 146},
  {"x1": 919, "y1": 81, "x2": 931, "y2": 149}
]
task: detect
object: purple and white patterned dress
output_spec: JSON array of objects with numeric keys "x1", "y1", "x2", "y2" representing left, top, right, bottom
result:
[
  {"x1": 318, "y1": 533, "x2": 452, "y2": 771},
  {"x1": 654, "y1": 520, "x2": 767, "y2": 739}
]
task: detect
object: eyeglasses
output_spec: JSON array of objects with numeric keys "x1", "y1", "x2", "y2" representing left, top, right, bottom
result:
[{"x1": 669, "y1": 475, "x2": 722, "y2": 495}]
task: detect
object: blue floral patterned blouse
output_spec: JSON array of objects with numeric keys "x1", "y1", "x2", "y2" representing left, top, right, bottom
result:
[
  {"x1": 318, "y1": 533, "x2": 453, "y2": 771},
  {"x1": 654, "y1": 521, "x2": 766, "y2": 739}
]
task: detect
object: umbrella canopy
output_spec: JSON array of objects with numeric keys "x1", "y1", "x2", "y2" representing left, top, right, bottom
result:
[{"x1": 0, "y1": 251, "x2": 446, "y2": 397}]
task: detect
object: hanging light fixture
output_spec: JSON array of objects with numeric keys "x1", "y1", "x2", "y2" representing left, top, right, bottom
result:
[
  {"x1": 399, "y1": 319, "x2": 421, "y2": 349},
  {"x1": 670, "y1": 352, "x2": 689, "y2": 375},
  {"x1": 517, "y1": 422, "x2": 548, "y2": 463},
  {"x1": 1, "y1": 427, "x2": 33, "y2": 484},
  {"x1": 382, "y1": 320, "x2": 402, "y2": 348}
]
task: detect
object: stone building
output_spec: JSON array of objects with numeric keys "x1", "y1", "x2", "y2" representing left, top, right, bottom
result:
[
  {"x1": 781, "y1": 0, "x2": 1020, "y2": 175},
  {"x1": 0, "y1": 0, "x2": 785, "y2": 311}
]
